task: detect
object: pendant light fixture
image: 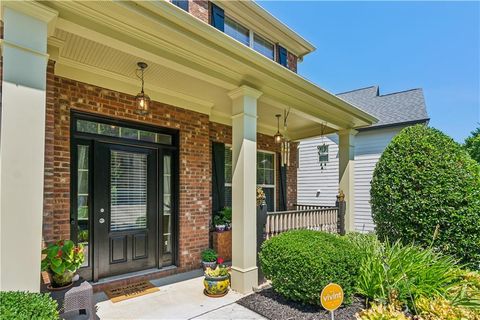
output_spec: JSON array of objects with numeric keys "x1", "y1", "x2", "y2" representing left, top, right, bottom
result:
[
  {"x1": 134, "y1": 62, "x2": 150, "y2": 115},
  {"x1": 317, "y1": 122, "x2": 329, "y2": 170},
  {"x1": 274, "y1": 114, "x2": 283, "y2": 144}
]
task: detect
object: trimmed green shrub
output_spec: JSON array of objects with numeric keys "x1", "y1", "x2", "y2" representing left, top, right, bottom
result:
[
  {"x1": 371, "y1": 125, "x2": 480, "y2": 268},
  {"x1": 0, "y1": 291, "x2": 59, "y2": 320},
  {"x1": 259, "y1": 230, "x2": 361, "y2": 306}
]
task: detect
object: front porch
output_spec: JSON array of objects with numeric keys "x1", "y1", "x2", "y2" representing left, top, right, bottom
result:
[
  {"x1": 93, "y1": 270, "x2": 262, "y2": 320},
  {"x1": 0, "y1": 1, "x2": 376, "y2": 294}
]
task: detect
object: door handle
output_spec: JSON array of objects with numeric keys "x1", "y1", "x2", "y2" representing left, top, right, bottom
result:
[{"x1": 99, "y1": 218, "x2": 105, "y2": 224}]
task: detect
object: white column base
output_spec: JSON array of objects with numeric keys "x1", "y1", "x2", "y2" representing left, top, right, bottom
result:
[{"x1": 230, "y1": 266, "x2": 258, "y2": 294}]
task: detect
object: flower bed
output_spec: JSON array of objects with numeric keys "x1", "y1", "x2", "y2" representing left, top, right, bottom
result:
[{"x1": 254, "y1": 230, "x2": 480, "y2": 319}]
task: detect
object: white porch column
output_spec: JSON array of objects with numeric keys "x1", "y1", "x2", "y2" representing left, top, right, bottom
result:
[
  {"x1": 228, "y1": 85, "x2": 262, "y2": 294},
  {"x1": 0, "y1": 3, "x2": 57, "y2": 291},
  {"x1": 338, "y1": 129, "x2": 358, "y2": 232}
]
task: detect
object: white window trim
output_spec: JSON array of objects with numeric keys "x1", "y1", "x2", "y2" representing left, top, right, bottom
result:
[{"x1": 224, "y1": 146, "x2": 276, "y2": 211}]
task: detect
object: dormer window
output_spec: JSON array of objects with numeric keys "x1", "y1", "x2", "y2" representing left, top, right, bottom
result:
[{"x1": 224, "y1": 16, "x2": 250, "y2": 46}]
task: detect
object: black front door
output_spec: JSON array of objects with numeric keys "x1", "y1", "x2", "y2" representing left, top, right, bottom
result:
[{"x1": 93, "y1": 142, "x2": 158, "y2": 279}]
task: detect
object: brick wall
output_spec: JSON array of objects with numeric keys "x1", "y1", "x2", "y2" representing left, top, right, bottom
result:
[
  {"x1": 189, "y1": 0, "x2": 209, "y2": 23},
  {"x1": 45, "y1": 62, "x2": 211, "y2": 272},
  {"x1": 42, "y1": 61, "x2": 297, "y2": 275},
  {"x1": 287, "y1": 52, "x2": 298, "y2": 73}
]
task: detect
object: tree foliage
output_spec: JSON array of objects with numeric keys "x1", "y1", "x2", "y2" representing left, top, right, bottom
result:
[{"x1": 464, "y1": 125, "x2": 480, "y2": 163}]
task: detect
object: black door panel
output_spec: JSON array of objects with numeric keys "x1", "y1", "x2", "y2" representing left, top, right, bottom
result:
[{"x1": 93, "y1": 142, "x2": 158, "y2": 279}]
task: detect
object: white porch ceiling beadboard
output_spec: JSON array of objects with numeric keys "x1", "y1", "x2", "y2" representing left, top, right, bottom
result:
[{"x1": 52, "y1": 29, "x2": 324, "y2": 138}]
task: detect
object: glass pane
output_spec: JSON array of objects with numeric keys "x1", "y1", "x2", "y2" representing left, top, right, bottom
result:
[
  {"x1": 77, "y1": 145, "x2": 89, "y2": 267},
  {"x1": 263, "y1": 153, "x2": 274, "y2": 169},
  {"x1": 99, "y1": 123, "x2": 120, "y2": 137},
  {"x1": 224, "y1": 148, "x2": 233, "y2": 184},
  {"x1": 163, "y1": 154, "x2": 173, "y2": 263},
  {"x1": 78, "y1": 206, "x2": 89, "y2": 220},
  {"x1": 263, "y1": 187, "x2": 275, "y2": 212},
  {"x1": 76, "y1": 119, "x2": 172, "y2": 145},
  {"x1": 265, "y1": 169, "x2": 275, "y2": 185},
  {"x1": 120, "y1": 127, "x2": 139, "y2": 140},
  {"x1": 77, "y1": 120, "x2": 99, "y2": 134},
  {"x1": 164, "y1": 195, "x2": 171, "y2": 213},
  {"x1": 140, "y1": 130, "x2": 156, "y2": 142},
  {"x1": 78, "y1": 171, "x2": 89, "y2": 195},
  {"x1": 78, "y1": 146, "x2": 89, "y2": 169},
  {"x1": 164, "y1": 155, "x2": 171, "y2": 175},
  {"x1": 225, "y1": 165, "x2": 232, "y2": 184},
  {"x1": 78, "y1": 195, "x2": 88, "y2": 208},
  {"x1": 257, "y1": 169, "x2": 265, "y2": 185},
  {"x1": 157, "y1": 134, "x2": 173, "y2": 145},
  {"x1": 225, "y1": 186, "x2": 232, "y2": 208},
  {"x1": 257, "y1": 152, "x2": 264, "y2": 169},
  {"x1": 254, "y1": 34, "x2": 274, "y2": 60},
  {"x1": 163, "y1": 215, "x2": 171, "y2": 235},
  {"x1": 225, "y1": 16, "x2": 250, "y2": 46},
  {"x1": 163, "y1": 234, "x2": 172, "y2": 254},
  {"x1": 164, "y1": 176, "x2": 171, "y2": 194},
  {"x1": 110, "y1": 151, "x2": 147, "y2": 231}
]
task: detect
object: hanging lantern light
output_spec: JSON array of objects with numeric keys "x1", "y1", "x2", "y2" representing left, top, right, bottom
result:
[
  {"x1": 317, "y1": 122, "x2": 329, "y2": 170},
  {"x1": 273, "y1": 114, "x2": 283, "y2": 144},
  {"x1": 134, "y1": 62, "x2": 150, "y2": 115}
]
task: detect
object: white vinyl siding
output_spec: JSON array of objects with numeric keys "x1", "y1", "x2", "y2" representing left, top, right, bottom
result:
[
  {"x1": 298, "y1": 126, "x2": 409, "y2": 232},
  {"x1": 297, "y1": 135, "x2": 339, "y2": 207}
]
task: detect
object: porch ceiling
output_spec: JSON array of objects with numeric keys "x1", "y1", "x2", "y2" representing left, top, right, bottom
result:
[{"x1": 42, "y1": 0, "x2": 377, "y2": 140}]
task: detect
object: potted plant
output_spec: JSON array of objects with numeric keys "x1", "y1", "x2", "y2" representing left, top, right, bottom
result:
[
  {"x1": 213, "y1": 214, "x2": 226, "y2": 232},
  {"x1": 203, "y1": 257, "x2": 230, "y2": 297},
  {"x1": 41, "y1": 240, "x2": 85, "y2": 290},
  {"x1": 201, "y1": 248, "x2": 218, "y2": 270},
  {"x1": 222, "y1": 207, "x2": 232, "y2": 231}
]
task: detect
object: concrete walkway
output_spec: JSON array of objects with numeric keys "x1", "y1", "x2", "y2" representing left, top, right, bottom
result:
[{"x1": 92, "y1": 271, "x2": 265, "y2": 320}]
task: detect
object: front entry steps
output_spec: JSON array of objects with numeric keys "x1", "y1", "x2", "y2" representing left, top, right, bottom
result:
[{"x1": 91, "y1": 266, "x2": 203, "y2": 293}]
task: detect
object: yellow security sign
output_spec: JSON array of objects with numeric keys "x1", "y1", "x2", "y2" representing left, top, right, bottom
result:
[{"x1": 320, "y1": 283, "x2": 344, "y2": 311}]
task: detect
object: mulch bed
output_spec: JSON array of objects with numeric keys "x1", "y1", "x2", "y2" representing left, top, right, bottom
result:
[{"x1": 237, "y1": 287, "x2": 365, "y2": 320}]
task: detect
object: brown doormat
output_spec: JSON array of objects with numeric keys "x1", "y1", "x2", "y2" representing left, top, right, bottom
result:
[{"x1": 105, "y1": 281, "x2": 159, "y2": 303}]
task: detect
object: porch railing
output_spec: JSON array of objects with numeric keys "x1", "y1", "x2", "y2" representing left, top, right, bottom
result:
[
  {"x1": 261, "y1": 191, "x2": 347, "y2": 240},
  {"x1": 265, "y1": 207, "x2": 339, "y2": 239}
]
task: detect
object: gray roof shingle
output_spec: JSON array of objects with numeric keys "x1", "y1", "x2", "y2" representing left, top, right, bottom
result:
[{"x1": 337, "y1": 86, "x2": 429, "y2": 128}]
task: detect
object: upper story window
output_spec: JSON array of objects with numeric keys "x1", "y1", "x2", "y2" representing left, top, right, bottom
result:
[
  {"x1": 172, "y1": 0, "x2": 189, "y2": 12},
  {"x1": 210, "y1": 4, "x2": 287, "y2": 64},
  {"x1": 224, "y1": 16, "x2": 276, "y2": 61},
  {"x1": 224, "y1": 16, "x2": 250, "y2": 46},
  {"x1": 254, "y1": 34, "x2": 275, "y2": 60}
]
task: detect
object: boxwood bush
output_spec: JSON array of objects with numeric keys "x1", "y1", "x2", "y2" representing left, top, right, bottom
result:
[
  {"x1": 0, "y1": 291, "x2": 58, "y2": 319},
  {"x1": 259, "y1": 230, "x2": 360, "y2": 306},
  {"x1": 371, "y1": 125, "x2": 480, "y2": 268}
]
